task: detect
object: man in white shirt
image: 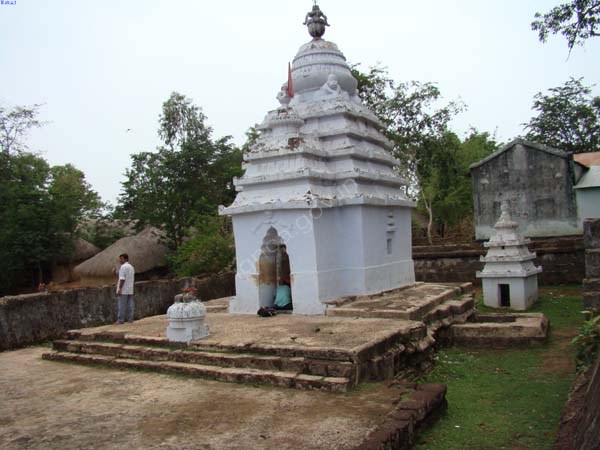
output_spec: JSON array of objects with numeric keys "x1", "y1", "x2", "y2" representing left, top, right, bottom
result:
[{"x1": 116, "y1": 253, "x2": 135, "y2": 324}]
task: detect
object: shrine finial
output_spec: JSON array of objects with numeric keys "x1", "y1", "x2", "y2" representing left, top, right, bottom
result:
[{"x1": 303, "y1": 3, "x2": 329, "y2": 39}]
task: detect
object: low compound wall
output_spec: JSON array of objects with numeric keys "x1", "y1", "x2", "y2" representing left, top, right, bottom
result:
[
  {"x1": 0, "y1": 272, "x2": 234, "y2": 351},
  {"x1": 583, "y1": 219, "x2": 600, "y2": 309},
  {"x1": 413, "y1": 236, "x2": 585, "y2": 285},
  {"x1": 554, "y1": 351, "x2": 600, "y2": 450}
]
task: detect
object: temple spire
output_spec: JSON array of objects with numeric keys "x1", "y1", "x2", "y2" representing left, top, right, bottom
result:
[{"x1": 303, "y1": 3, "x2": 329, "y2": 39}]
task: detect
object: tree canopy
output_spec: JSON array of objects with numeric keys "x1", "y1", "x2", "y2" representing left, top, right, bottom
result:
[
  {"x1": 116, "y1": 92, "x2": 243, "y2": 248},
  {"x1": 352, "y1": 65, "x2": 496, "y2": 242},
  {"x1": 532, "y1": 0, "x2": 600, "y2": 51},
  {"x1": 0, "y1": 104, "x2": 43, "y2": 156},
  {"x1": 523, "y1": 77, "x2": 600, "y2": 153},
  {"x1": 0, "y1": 153, "x2": 101, "y2": 294},
  {"x1": 0, "y1": 103, "x2": 101, "y2": 294}
]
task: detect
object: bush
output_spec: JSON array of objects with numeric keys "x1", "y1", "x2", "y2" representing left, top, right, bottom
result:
[
  {"x1": 169, "y1": 216, "x2": 234, "y2": 277},
  {"x1": 572, "y1": 310, "x2": 600, "y2": 371}
]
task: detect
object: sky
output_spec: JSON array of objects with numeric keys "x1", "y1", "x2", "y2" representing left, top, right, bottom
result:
[{"x1": 1, "y1": 0, "x2": 599, "y2": 205}]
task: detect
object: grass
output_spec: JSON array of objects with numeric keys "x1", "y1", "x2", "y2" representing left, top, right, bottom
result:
[{"x1": 414, "y1": 285, "x2": 584, "y2": 450}]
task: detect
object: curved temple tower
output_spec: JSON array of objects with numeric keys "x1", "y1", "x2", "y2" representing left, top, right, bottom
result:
[{"x1": 220, "y1": 5, "x2": 415, "y2": 315}]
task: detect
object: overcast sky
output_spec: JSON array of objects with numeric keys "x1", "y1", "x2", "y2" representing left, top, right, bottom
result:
[{"x1": 2, "y1": 0, "x2": 599, "y2": 205}]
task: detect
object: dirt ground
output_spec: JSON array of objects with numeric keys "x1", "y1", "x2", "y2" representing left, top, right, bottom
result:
[{"x1": 0, "y1": 346, "x2": 406, "y2": 450}]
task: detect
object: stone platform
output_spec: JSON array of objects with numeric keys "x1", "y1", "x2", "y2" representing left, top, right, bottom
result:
[
  {"x1": 327, "y1": 282, "x2": 473, "y2": 322},
  {"x1": 450, "y1": 312, "x2": 549, "y2": 348},
  {"x1": 43, "y1": 282, "x2": 475, "y2": 392}
]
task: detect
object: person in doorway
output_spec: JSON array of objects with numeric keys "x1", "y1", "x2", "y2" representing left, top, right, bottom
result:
[
  {"x1": 116, "y1": 253, "x2": 135, "y2": 324},
  {"x1": 273, "y1": 277, "x2": 293, "y2": 311}
]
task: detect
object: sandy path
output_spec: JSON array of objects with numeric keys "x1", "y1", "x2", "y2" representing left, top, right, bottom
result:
[{"x1": 0, "y1": 346, "x2": 399, "y2": 450}]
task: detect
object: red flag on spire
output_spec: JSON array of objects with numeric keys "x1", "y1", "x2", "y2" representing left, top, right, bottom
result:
[{"x1": 287, "y1": 62, "x2": 294, "y2": 98}]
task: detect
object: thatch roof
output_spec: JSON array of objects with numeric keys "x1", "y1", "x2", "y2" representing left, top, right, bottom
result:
[
  {"x1": 73, "y1": 238, "x2": 101, "y2": 261},
  {"x1": 54, "y1": 237, "x2": 101, "y2": 264},
  {"x1": 74, "y1": 227, "x2": 169, "y2": 278}
]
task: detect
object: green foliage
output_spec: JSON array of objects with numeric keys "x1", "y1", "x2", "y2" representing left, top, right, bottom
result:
[
  {"x1": 429, "y1": 130, "x2": 497, "y2": 233},
  {"x1": 0, "y1": 103, "x2": 43, "y2": 156},
  {"x1": 242, "y1": 126, "x2": 259, "y2": 153},
  {"x1": 48, "y1": 164, "x2": 103, "y2": 237},
  {"x1": 78, "y1": 216, "x2": 131, "y2": 250},
  {"x1": 416, "y1": 287, "x2": 583, "y2": 449},
  {"x1": 523, "y1": 77, "x2": 600, "y2": 153},
  {"x1": 168, "y1": 216, "x2": 235, "y2": 276},
  {"x1": 352, "y1": 65, "x2": 497, "y2": 239},
  {"x1": 532, "y1": 0, "x2": 600, "y2": 51},
  {"x1": 158, "y1": 92, "x2": 211, "y2": 150},
  {"x1": 352, "y1": 64, "x2": 464, "y2": 179},
  {"x1": 116, "y1": 92, "x2": 243, "y2": 247},
  {"x1": 0, "y1": 152, "x2": 101, "y2": 294},
  {"x1": 572, "y1": 311, "x2": 600, "y2": 371},
  {"x1": 82, "y1": 226, "x2": 126, "y2": 250}
]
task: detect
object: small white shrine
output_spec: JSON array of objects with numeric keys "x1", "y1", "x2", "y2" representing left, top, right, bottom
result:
[
  {"x1": 477, "y1": 201, "x2": 542, "y2": 310},
  {"x1": 166, "y1": 292, "x2": 210, "y2": 342},
  {"x1": 220, "y1": 4, "x2": 415, "y2": 315}
]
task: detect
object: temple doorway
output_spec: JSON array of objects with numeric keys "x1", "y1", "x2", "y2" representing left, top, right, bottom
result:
[
  {"x1": 258, "y1": 227, "x2": 292, "y2": 309},
  {"x1": 499, "y1": 284, "x2": 511, "y2": 307}
]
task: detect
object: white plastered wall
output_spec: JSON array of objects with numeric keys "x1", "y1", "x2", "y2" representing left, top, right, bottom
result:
[
  {"x1": 229, "y1": 204, "x2": 415, "y2": 315},
  {"x1": 482, "y1": 275, "x2": 539, "y2": 311}
]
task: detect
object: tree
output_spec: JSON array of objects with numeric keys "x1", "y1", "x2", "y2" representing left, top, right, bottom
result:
[
  {"x1": 417, "y1": 131, "x2": 497, "y2": 239},
  {"x1": 168, "y1": 215, "x2": 235, "y2": 276},
  {"x1": 116, "y1": 92, "x2": 243, "y2": 247},
  {"x1": 523, "y1": 77, "x2": 600, "y2": 153},
  {"x1": 241, "y1": 126, "x2": 259, "y2": 153},
  {"x1": 0, "y1": 104, "x2": 43, "y2": 156},
  {"x1": 0, "y1": 154, "x2": 101, "y2": 294},
  {"x1": 532, "y1": 0, "x2": 600, "y2": 51},
  {"x1": 0, "y1": 104, "x2": 101, "y2": 294},
  {"x1": 47, "y1": 164, "x2": 103, "y2": 257},
  {"x1": 352, "y1": 65, "x2": 465, "y2": 242},
  {"x1": 158, "y1": 92, "x2": 211, "y2": 151}
]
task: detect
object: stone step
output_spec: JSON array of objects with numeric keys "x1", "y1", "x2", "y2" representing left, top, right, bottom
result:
[
  {"x1": 327, "y1": 307, "x2": 414, "y2": 320},
  {"x1": 51, "y1": 339, "x2": 355, "y2": 379},
  {"x1": 327, "y1": 287, "x2": 472, "y2": 322},
  {"x1": 450, "y1": 313, "x2": 549, "y2": 348},
  {"x1": 423, "y1": 294, "x2": 475, "y2": 323},
  {"x1": 62, "y1": 329, "x2": 356, "y2": 362},
  {"x1": 355, "y1": 382, "x2": 447, "y2": 449},
  {"x1": 42, "y1": 351, "x2": 351, "y2": 392}
]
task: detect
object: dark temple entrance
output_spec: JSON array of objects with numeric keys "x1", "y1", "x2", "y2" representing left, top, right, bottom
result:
[{"x1": 499, "y1": 284, "x2": 511, "y2": 307}]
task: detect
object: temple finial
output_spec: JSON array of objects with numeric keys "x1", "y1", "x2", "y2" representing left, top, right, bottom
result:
[{"x1": 303, "y1": 3, "x2": 329, "y2": 39}]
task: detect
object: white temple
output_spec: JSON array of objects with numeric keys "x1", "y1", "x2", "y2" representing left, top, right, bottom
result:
[
  {"x1": 477, "y1": 201, "x2": 542, "y2": 310},
  {"x1": 220, "y1": 5, "x2": 415, "y2": 315}
]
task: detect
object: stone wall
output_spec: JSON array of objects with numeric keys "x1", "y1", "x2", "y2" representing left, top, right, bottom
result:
[
  {"x1": 471, "y1": 141, "x2": 580, "y2": 240},
  {"x1": 0, "y1": 272, "x2": 235, "y2": 351},
  {"x1": 553, "y1": 351, "x2": 600, "y2": 450},
  {"x1": 413, "y1": 236, "x2": 584, "y2": 285},
  {"x1": 583, "y1": 218, "x2": 600, "y2": 309}
]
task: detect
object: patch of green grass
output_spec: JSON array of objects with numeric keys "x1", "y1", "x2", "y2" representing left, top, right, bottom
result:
[
  {"x1": 476, "y1": 285, "x2": 583, "y2": 331},
  {"x1": 415, "y1": 285, "x2": 583, "y2": 450}
]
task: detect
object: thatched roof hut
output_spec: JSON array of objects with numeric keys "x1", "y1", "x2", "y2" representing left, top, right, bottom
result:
[
  {"x1": 52, "y1": 238, "x2": 102, "y2": 283},
  {"x1": 74, "y1": 227, "x2": 169, "y2": 285}
]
